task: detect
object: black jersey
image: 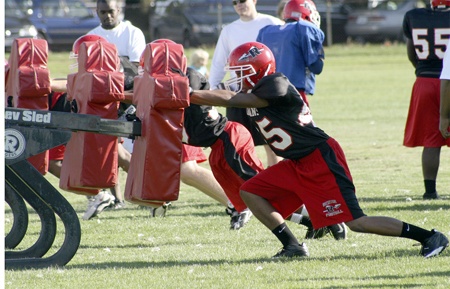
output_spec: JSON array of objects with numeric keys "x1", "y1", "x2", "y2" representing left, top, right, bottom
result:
[
  {"x1": 183, "y1": 67, "x2": 228, "y2": 147},
  {"x1": 403, "y1": 8, "x2": 450, "y2": 77},
  {"x1": 183, "y1": 104, "x2": 227, "y2": 147},
  {"x1": 248, "y1": 73, "x2": 329, "y2": 159}
]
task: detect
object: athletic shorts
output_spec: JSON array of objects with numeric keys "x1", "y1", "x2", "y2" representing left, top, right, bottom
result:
[
  {"x1": 404, "y1": 77, "x2": 450, "y2": 147},
  {"x1": 209, "y1": 121, "x2": 264, "y2": 212},
  {"x1": 182, "y1": 144, "x2": 207, "y2": 163},
  {"x1": 225, "y1": 107, "x2": 267, "y2": 146},
  {"x1": 240, "y1": 138, "x2": 366, "y2": 229}
]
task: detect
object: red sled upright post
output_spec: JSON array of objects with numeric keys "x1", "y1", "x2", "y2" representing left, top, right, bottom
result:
[
  {"x1": 5, "y1": 38, "x2": 51, "y2": 174},
  {"x1": 59, "y1": 40, "x2": 125, "y2": 193},
  {"x1": 125, "y1": 41, "x2": 189, "y2": 207}
]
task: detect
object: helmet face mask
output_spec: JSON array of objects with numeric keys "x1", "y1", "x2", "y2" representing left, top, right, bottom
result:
[
  {"x1": 224, "y1": 42, "x2": 275, "y2": 93},
  {"x1": 224, "y1": 64, "x2": 256, "y2": 92}
]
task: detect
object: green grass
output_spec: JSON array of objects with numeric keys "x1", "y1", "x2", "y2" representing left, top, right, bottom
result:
[{"x1": 4, "y1": 43, "x2": 450, "y2": 289}]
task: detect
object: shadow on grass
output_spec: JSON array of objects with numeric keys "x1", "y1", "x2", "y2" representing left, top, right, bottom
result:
[
  {"x1": 358, "y1": 197, "x2": 450, "y2": 211},
  {"x1": 318, "y1": 269, "x2": 450, "y2": 289},
  {"x1": 64, "y1": 248, "x2": 449, "y2": 270}
]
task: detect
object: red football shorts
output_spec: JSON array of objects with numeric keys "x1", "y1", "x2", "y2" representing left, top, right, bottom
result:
[
  {"x1": 404, "y1": 77, "x2": 450, "y2": 147},
  {"x1": 182, "y1": 144, "x2": 207, "y2": 163},
  {"x1": 209, "y1": 121, "x2": 264, "y2": 212},
  {"x1": 240, "y1": 138, "x2": 366, "y2": 229}
]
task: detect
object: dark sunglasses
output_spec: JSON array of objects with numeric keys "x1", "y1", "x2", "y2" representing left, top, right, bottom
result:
[{"x1": 232, "y1": 0, "x2": 247, "y2": 5}]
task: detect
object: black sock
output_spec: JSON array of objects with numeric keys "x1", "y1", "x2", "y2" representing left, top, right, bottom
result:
[
  {"x1": 424, "y1": 180, "x2": 436, "y2": 194},
  {"x1": 272, "y1": 223, "x2": 299, "y2": 248},
  {"x1": 299, "y1": 216, "x2": 312, "y2": 228},
  {"x1": 400, "y1": 222, "x2": 434, "y2": 243}
]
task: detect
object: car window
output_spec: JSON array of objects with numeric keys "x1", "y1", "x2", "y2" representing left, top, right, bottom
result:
[
  {"x1": 35, "y1": 0, "x2": 93, "y2": 18},
  {"x1": 39, "y1": 0, "x2": 66, "y2": 17},
  {"x1": 66, "y1": 0, "x2": 92, "y2": 18},
  {"x1": 5, "y1": 0, "x2": 27, "y2": 17},
  {"x1": 372, "y1": 0, "x2": 425, "y2": 10}
]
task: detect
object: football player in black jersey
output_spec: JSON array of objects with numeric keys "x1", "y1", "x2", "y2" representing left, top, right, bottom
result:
[
  {"x1": 185, "y1": 67, "x2": 347, "y2": 237},
  {"x1": 190, "y1": 41, "x2": 449, "y2": 258},
  {"x1": 184, "y1": 67, "x2": 264, "y2": 229}
]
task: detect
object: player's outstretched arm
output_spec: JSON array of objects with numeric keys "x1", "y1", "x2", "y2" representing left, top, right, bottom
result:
[
  {"x1": 190, "y1": 90, "x2": 268, "y2": 108},
  {"x1": 51, "y1": 78, "x2": 68, "y2": 92}
]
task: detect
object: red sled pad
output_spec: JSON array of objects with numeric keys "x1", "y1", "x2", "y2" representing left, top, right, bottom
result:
[
  {"x1": 132, "y1": 73, "x2": 189, "y2": 109},
  {"x1": 125, "y1": 108, "x2": 184, "y2": 205},
  {"x1": 141, "y1": 42, "x2": 186, "y2": 76},
  {"x1": 6, "y1": 38, "x2": 51, "y2": 106},
  {"x1": 6, "y1": 38, "x2": 50, "y2": 174},
  {"x1": 60, "y1": 41, "x2": 122, "y2": 191},
  {"x1": 15, "y1": 66, "x2": 51, "y2": 99},
  {"x1": 125, "y1": 42, "x2": 188, "y2": 205},
  {"x1": 60, "y1": 131, "x2": 118, "y2": 190},
  {"x1": 68, "y1": 72, "x2": 124, "y2": 105},
  {"x1": 77, "y1": 41, "x2": 121, "y2": 73}
]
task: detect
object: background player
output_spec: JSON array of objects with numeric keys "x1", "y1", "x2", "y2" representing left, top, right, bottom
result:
[
  {"x1": 257, "y1": 0, "x2": 324, "y2": 105},
  {"x1": 208, "y1": 0, "x2": 284, "y2": 167},
  {"x1": 402, "y1": 0, "x2": 450, "y2": 200}
]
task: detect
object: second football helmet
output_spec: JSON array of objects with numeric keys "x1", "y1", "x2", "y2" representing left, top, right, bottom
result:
[
  {"x1": 283, "y1": 0, "x2": 321, "y2": 27},
  {"x1": 70, "y1": 34, "x2": 108, "y2": 58},
  {"x1": 69, "y1": 34, "x2": 108, "y2": 70},
  {"x1": 430, "y1": 0, "x2": 450, "y2": 8},
  {"x1": 224, "y1": 42, "x2": 275, "y2": 92}
]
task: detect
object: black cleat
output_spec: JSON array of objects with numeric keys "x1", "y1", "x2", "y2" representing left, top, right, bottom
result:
[
  {"x1": 230, "y1": 209, "x2": 252, "y2": 230},
  {"x1": 328, "y1": 223, "x2": 347, "y2": 240},
  {"x1": 149, "y1": 202, "x2": 171, "y2": 218},
  {"x1": 420, "y1": 229, "x2": 449, "y2": 258},
  {"x1": 273, "y1": 243, "x2": 309, "y2": 258},
  {"x1": 423, "y1": 191, "x2": 440, "y2": 200},
  {"x1": 305, "y1": 226, "x2": 328, "y2": 239}
]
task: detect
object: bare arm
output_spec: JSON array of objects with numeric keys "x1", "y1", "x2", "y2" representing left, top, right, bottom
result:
[
  {"x1": 190, "y1": 89, "x2": 269, "y2": 108},
  {"x1": 440, "y1": 79, "x2": 450, "y2": 138},
  {"x1": 51, "y1": 77, "x2": 134, "y2": 104},
  {"x1": 51, "y1": 78, "x2": 68, "y2": 92}
]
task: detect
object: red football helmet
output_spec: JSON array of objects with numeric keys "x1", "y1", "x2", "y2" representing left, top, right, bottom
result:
[
  {"x1": 71, "y1": 34, "x2": 108, "y2": 57},
  {"x1": 430, "y1": 0, "x2": 450, "y2": 8},
  {"x1": 224, "y1": 42, "x2": 275, "y2": 92},
  {"x1": 283, "y1": 0, "x2": 321, "y2": 27},
  {"x1": 70, "y1": 34, "x2": 108, "y2": 70}
]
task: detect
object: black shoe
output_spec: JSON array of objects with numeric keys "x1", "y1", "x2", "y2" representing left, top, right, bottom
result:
[
  {"x1": 229, "y1": 209, "x2": 252, "y2": 230},
  {"x1": 420, "y1": 229, "x2": 449, "y2": 258},
  {"x1": 149, "y1": 202, "x2": 171, "y2": 218},
  {"x1": 328, "y1": 223, "x2": 347, "y2": 240},
  {"x1": 423, "y1": 191, "x2": 440, "y2": 200},
  {"x1": 225, "y1": 205, "x2": 235, "y2": 216},
  {"x1": 305, "y1": 226, "x2": 329, "y2": 239},
  {"x1": 273, "y1": 243, "x2": 309, "y2": 258}
]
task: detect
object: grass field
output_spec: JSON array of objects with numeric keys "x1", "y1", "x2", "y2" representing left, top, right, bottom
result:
[{"x1": 4, "y1": 44, "x2": 450, "y2": 289}]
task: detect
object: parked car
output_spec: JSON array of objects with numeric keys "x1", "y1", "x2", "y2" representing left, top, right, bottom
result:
[
  {"x1": 314, "y1": 0, "x2": 354, "y2": 44},
  {"x1": 148, "y1": 0, "x2": 239, "y2": 47},
  {"x1": 14, "y1": 0, "x2": 100, "y2": 50},
  {"x1": 5, "y1": 0, "x2": 38, "y2": 51},
  {"x1": 344, "y1": 0, "x2": 427, "y2": 43}
]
